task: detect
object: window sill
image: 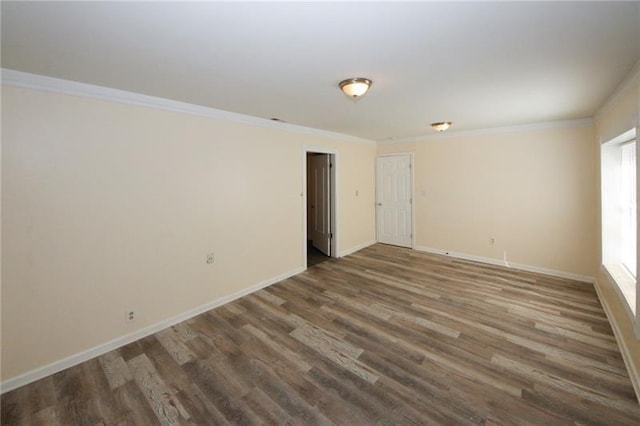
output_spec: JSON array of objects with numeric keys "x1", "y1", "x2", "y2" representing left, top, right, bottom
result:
[{"x1": 602, "y1": 263, "x2": 637, "y2": 321}]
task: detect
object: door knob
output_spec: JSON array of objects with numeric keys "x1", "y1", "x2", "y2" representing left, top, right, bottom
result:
[{"x1": 377, "y1": 203, "x2": 382, "y2": 206}]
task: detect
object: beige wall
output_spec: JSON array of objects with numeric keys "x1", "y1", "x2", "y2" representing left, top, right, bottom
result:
[
  {"x1": 3, "y1": 69, "x2": 637, "y2": 394},
  {"x1": 379, "y1": 125, "x2": 598, "y2": 277},
  {"x1": 593, "y1": 69, "x2": 640, "y2": 390},
  {"x1": 0, "y1": 86, "x2": 376, "y2": 382}
]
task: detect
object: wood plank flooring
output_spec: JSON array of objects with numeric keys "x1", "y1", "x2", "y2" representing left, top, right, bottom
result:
[{"x1": 2, "y1": 244, "x2": 640, "y2": 425}]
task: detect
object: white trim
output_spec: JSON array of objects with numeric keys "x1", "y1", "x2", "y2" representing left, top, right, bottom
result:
[
  {"x1": 603, "y1": 128, "x2": 637, "y2": 146},
  {"x1": 593, "y1": 279, "x2": 640, "y2": 406},
  {"x1": 595, "y1": 59, "x2": 640, "y2": 124},
  {"x1": 377, "y1": 118, "x2": 594, "y2": 146},
  {"x1": 601, "y1": 264, "x2": 636, "y2": 325},
  {"x1": 410, "y1": 153, "x2": 416, "y2": 249},
  {"x1": 0, "y1": 266, "x2": 304, "y2": 394},
  {"x1": 339, "y1": 241, "x2": 376, "y2": 258},
  {"x1": 415, "y1": 246, "x2": 594, "y2": 283},
  {"x1": 302, "y1": 147, "x2": 339, "y2": 269},
  {"x1": 0, "y1": 68, "x2": 375, "y2": 146}
]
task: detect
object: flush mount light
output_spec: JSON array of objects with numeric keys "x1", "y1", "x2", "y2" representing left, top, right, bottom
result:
[
  {"x1": 339, "y1": 78, "x2": 372, "y2": 100},
  {"x1": 431, "y1": 121, "x2": 452, "y2": 132}
]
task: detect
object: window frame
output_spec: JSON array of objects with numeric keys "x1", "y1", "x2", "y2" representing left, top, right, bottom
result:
[
  {"x1": 601, "y1": 128, "x2": 638, "y2": 336},
  {"x1": 620, "y1": 140, "x2": 636, "y2": 277}
]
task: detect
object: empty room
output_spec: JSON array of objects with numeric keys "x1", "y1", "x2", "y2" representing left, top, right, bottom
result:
[{"x1": 2, "y1": 2, "x2": 640, "y2": 425}]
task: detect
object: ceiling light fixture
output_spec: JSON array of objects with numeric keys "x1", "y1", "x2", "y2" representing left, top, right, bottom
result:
[
  {"x1": 339, "y1": 78, "x2": 372, "y2": 100},
  {"x1": 431, "y1": 121, "x2": 452, "y2": 132}
]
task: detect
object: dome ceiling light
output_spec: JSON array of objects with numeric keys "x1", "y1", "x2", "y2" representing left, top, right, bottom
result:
[
  {"x1": 431, "y1": 121, "x2": 452, "y2": 132},
  {"x1": 339, "y1": 78, "x2": 372, "y2": 100}
]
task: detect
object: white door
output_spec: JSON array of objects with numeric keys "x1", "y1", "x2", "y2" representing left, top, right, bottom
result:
[
  {"x1": 310, "y1": 154, "x2": 331, "y2": 255},
  {"x1": 376, "y1": 154, "x2": 412, "y2": 247}
]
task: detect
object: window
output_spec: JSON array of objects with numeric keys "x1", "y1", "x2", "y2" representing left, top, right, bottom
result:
[
  {"x1": 620, "y1": 141, "x2": 636, "y2": 277},
  {"x1": 601, "y1": 128, "x2": 637, "y2": 317}
]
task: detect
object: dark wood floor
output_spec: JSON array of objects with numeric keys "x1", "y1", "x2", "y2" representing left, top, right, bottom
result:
[{"x1": 2, "y1": 244, "x2": 640, "y2": 425}]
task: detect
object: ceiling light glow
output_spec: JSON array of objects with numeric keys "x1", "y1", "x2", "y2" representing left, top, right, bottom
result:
[
  {"x1": 339, "y1": 78, "x2": 372, "y2": 100},
  {"x1": 431, "y1": 121, "x2": 452, "y2": 132}
]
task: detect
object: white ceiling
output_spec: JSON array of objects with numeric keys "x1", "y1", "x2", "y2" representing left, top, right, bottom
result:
[{"x1": 2, "y1": 1, "x2": 639, "y2": 141}]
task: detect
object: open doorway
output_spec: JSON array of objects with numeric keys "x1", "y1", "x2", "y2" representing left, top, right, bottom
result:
[{"x1": 305, "y1": 150, "x2": 336, "y2": 268}]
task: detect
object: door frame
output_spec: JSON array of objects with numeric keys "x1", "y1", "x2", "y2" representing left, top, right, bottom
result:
[
  {"x1": 376, "y1": 153, "x2": 415, "y2": 249},
  {"x1": 302, "y1": 147, "x2": 338, "y2": 268}
]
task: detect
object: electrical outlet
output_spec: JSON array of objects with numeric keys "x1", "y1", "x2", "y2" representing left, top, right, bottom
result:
[
  {"x1": 489, "y1": 237, "x2": 495, "y2": 245},
  {"x1": 126, "y1": 310, "x2": 135, "y2": 323},
  {"x1": 206, "y1": 253, "x2": 214, "y2": 264}
]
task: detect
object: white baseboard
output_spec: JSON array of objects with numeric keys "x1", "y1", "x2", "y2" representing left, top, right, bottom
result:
[
  {"x1": 0, "y1": 266, "x2": 305, "y2": 394},
  {"x1": 592, "y1": 279, "x2": 640, "y2": 406},
  {"x1": 414, "y1": 246, "x2": 594, "y2": 283},
  {"x1": 340, "y1": 241, "x2": 376, "y2": 257}
]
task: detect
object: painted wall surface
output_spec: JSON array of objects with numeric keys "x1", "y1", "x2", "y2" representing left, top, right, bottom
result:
[
  {"x1": 0, "y1": 86, "x2": 376, "y2": 381},
  {"x1": 379, "y1": 125, "x2": 598, "y2": 277},
  {"x1": 594, "y1": 70, "x2": 640, "y2": 388}
]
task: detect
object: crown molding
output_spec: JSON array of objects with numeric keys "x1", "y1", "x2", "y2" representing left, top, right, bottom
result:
[
  {"x1": 0, "y1": 68, "x2": 375, "y2": 146},
  {"x1": 594, "y1": 59, "x2": 640, "y2": 124},
  {"x1": 377, "y1": 117, "x2": 594, "y2": 146}
]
